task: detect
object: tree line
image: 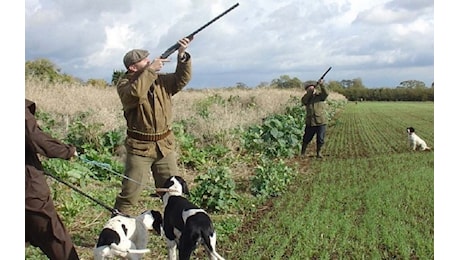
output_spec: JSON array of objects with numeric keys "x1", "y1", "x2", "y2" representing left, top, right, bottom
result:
[
  {"x1": 270, "y1": 75, "x2": 433, "y2": 101},
  {"x1": 25, "y1": 59, "x2": 433, "y2": 101}
]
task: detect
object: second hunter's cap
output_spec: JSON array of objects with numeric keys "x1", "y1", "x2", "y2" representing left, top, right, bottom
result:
[
  {"x1": 304, "y1": 80, "x2": 317, "y2": 90},
  {"x1": 123, "y1": 49, "x2": 150, "y2": 69}
]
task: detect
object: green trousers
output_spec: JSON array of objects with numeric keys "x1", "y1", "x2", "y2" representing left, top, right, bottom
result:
[{"x1": 114, "y1": 151, "x2": 178, "y2": 215}]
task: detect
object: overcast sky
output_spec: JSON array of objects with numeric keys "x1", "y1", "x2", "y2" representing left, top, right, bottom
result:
[{"x1": 25, "y1": 0, "x2": 433, "y2": 88}]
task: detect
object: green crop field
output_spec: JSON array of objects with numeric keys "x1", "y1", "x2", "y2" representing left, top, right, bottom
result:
[
  {"x1": 224, "y1": 102, "x2": 434, "y2": 259},
  {"x1": 25, "y1": 100, "x2": 435, "y2": 259}
]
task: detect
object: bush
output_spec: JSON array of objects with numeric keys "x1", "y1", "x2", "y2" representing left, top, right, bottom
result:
[
  {"x1": 250, "y1": 157, "x2": 297, "y2": 198},
  {"x1": 190, "y1": 166, "x2": 240, "y2": 212},
  {"x1": 241, "y1": 113, "x2": 303, "y2": 158}
]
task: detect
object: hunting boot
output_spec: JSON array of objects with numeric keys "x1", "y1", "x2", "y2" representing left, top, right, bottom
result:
[
  {"x1": 316, "y1": 146, "x2": 323, "y2": 158},
  {"x1": 301, "y1": 142, "x2": 308, "y2": 156}
]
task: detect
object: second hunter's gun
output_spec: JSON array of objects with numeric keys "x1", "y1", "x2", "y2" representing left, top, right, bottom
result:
[
  {"x1": 160, "y1": 3, "x2": 240, "y2": 59},
  {"x1": 318, "y1": 66, "x2": 332, "y2": 83}
]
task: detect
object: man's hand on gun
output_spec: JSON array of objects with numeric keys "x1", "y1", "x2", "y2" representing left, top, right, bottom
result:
[
  {"x1": 150, "y1": 58, "x2": 170, "y2": 72},
  {"x1": 178, "y1": 37, "x2": 193, "y2": 58},
  {"x1": 151, "y1": 37, "x2": 192, "y2": 72}
]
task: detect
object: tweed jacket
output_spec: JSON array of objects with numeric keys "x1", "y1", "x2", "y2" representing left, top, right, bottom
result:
[{"x1": 116, "y1": 52, "x2": 192, "y2": 158}]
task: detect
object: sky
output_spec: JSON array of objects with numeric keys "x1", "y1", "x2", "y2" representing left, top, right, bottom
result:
[{"x1": 24, "y1": 0, "x2": 434, "y2": 89}]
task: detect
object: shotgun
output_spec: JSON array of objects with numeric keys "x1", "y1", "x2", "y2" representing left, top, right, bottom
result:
[
  {"x1": 318, "y1": 66, "x2": 332, "y2": 82},
  {"x1": 160, "y1": 3, "x2": 240, "y2": 59},
  {"x1": 304, "y1": 66, "x2": 332, "y2": 90}
]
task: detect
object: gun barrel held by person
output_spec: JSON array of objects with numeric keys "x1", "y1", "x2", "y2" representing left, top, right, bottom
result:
[
  {"x1": 160, "y1": 3, "x2": 240, "y2": 59},
  {"x1": 318, "y1": 66, "x2": 332, "y2": 82}
]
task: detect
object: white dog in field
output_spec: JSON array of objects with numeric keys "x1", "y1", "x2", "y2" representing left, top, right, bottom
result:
[
  {"x1": 406, "y1": 127, "x2": 431, "y2": 151},
  {"x1": 93, "y1": 210, "x2": 163, "y2": 260}
]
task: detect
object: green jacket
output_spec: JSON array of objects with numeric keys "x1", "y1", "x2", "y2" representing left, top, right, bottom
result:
[
  {"x1": 116, "y1": 52, "x2": 192, "y2": 158},
  {"x1": 301, "y1": 83, "x2": 329, "y2": 127}
]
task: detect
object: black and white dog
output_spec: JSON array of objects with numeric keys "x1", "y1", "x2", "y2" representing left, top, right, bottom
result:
[
  {"x1": 161, "y1": 176, "x2": 225, "y2": 260},
  {"x1": 407, "y1": 127, "x2": 431, "y2": 151},
  {"x1": 93, "y1": 210, "x2": 163, "y2": 260}
]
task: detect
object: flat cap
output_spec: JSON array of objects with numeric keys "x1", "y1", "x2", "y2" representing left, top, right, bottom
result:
[
  {"x1": 123, "y1": 49, "x2": 150, "y2": 69},
  {"x1": 304, "y1": 80, "x2": 317, "y2": 90}
]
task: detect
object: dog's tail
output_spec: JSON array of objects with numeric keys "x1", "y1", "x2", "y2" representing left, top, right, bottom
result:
[
  {"x1": 109, "y1": 243, "x2": 151, "y2": 255},
  {"x1": 201, "y1": 230, "x2": 225, "y2": 260},
  {"x1": 208, "y1": 250, "x2": 225, "y2": 260}
]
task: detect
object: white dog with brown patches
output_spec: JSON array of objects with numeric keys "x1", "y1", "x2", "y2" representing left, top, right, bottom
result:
[{"x1": 406, "y1": 127, "x2": 431, "y2": 151}]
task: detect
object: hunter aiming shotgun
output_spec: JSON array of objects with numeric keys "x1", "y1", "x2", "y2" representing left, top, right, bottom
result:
[{"x1": 160, "y1": 3, "x2": 240, "y2": 59}]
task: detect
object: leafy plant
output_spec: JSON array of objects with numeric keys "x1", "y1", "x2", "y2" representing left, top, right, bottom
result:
[
  {"x1": 64, "y1": 111, "x2": 124, "y2": 155},
  {"x1": 62, "y1": 112, "x2": 125, "y2": 179},
  {"x1": 241, "y1": 113, "x2": 303, "y2": 158},
  {"x1": 214, "y1": 216, "x2": 242, "y2": 237},
  {"x1": 79, "y1": 148, "x2": 124, "y2": 180},
  {"x1": 190, "y1": 166, "x2": 240, "y2": 212},
  {"x1": 65, "y1": 111, "x2": 104, "y2": 151},
  {"x1": 55, "y1": 191, "x2": 88, "y2": 221},
  {"x1": 174, "y1": 121, "x2": 231, "y2": 170},
  {"x1": 100, "y1": 129, "x2": 124, "y2": 154},
  {"x1": 42, "y1": 158, "x2": 95, "y2": 186},
  {"x1": 250, "y1": 157, "x2": 296, "y2": 198},
  {"x1": 174, "y1": 121, "x2": 207, "y2": 168},
  {"x1": 35, "y1": 110, "x2": 57, "y2": 135}
]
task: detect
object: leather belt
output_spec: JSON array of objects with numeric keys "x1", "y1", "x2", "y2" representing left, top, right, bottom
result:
[{"x1": 126, "y1": 129, "x2": 171, "y2": 142}]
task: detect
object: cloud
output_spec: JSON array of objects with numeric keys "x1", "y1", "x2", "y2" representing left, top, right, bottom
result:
[{"x1": 25, "y1": 0, "x2": 433, "y2": 88}]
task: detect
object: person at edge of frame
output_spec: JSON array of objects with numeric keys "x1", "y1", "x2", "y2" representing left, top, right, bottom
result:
[{"x1": 25, "y1": 98, "x2": 80, "y2": 260}]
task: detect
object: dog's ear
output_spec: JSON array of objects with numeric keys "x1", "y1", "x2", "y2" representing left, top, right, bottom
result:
[
  {"x1": 150, "y1": 210, "x2": 163, "y2": 235},
  {"x1": 183, "y1": 181, "x2": 190, "y2": 195},
  {"x1": 162, "y1": 177, "x2": 173, "y2": 189},
  {"x1": 174, "y1": 175, "x2": 185, "y2": 183},
  {"x1": 176, "y1": 176, "x2": 190, "y2": 195},
  {"x1": 150, "y1": 210, "x2": 162, "y2": 222}
]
